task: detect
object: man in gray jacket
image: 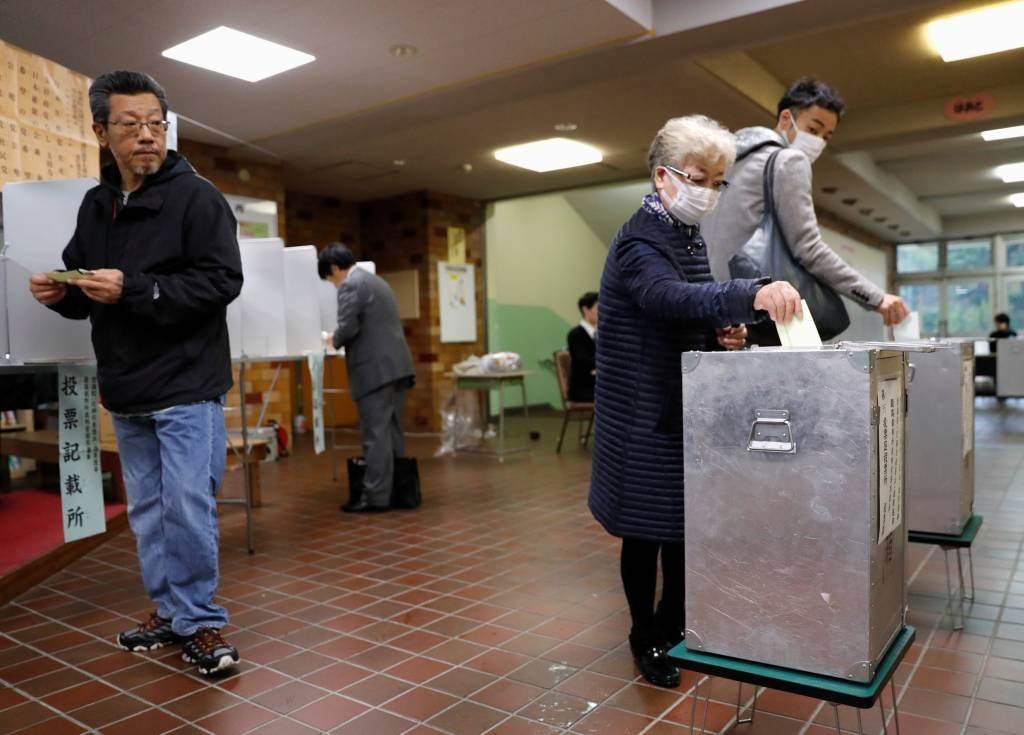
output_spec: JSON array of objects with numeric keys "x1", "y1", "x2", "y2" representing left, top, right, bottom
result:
[
  {"x1": 703, "y1": 77, "x2": 908, "y2": 344},
  {"x1": 319, "y1": 244, "x2": 415, "y2": 512}
]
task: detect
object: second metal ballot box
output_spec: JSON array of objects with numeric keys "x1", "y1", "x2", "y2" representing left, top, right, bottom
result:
[
  {"x1": 682, "y1": 346, "x2": 908, "y2": 682},
  {"x1": 906, "y1": 339, "x2": 974, "y2": 535},
  {"x1": 997, "y1": 339, "x2": 1024, "y2": 397}
]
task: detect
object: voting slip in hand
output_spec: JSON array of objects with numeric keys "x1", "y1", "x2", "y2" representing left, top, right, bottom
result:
[
  {"x1": 775, "y1": 299, "x2": 823, "y2": 347},
  {"x1": 892, "y1": 311, "x2": 921, "y2": 341},
  {"x1": 46, "y1": 268, "x2": 94, "y2": 282}
]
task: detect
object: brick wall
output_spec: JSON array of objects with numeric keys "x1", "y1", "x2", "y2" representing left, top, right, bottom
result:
[
  {"x1": 285, "y1": 190, "x2": 360, "y2": 249},
  {"x1": 176, "y1": 139, "x2": 287, "y2": 237}
]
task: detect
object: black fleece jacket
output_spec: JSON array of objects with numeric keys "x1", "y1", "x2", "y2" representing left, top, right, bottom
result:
[{"x1": 50, "y1": 151, "x2": 243, "y2": 413}]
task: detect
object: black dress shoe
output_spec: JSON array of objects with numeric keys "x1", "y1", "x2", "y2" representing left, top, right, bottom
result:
[
  {"x1": 341, "y1": 499, "x2": 390, "y2": 513},
  {"x1": 629, "y1": 640, "x2": 681, "y2": 688}
]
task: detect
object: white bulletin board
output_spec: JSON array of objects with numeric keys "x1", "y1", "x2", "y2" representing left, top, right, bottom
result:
[{"x1": 438, "y1": 261, "x2": 476, "y2": 343}]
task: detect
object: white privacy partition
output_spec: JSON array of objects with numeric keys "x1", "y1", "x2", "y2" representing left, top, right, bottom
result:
[
  {"x1": 283, "y1": 245, "x2": 322, "y2": 354},
  {"x1": 318, "y1": 279, "x2": 337, "y2": 335},
  {"x1": 0, "y1": 257, "x2": 9, "y2": 357},
  {"x1": 227, "y1": 237, "x2": 287, "y2": 357},
  {"x1": 2, "y1": 178, "x2": 97, "y2": 362}
]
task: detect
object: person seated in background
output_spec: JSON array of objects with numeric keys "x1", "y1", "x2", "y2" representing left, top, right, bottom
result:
[
  {"x1": 702, "y1": 77, "x2": 908, "y2": 344},
  {"x1": 567, "y1": 292, "x2": 598, "y2": 403},
  {"x1": 990, "y1": 312, "x2": 1018, "y2": 353},
  {"x1": 588, "y1": 114, "x2": 802, "y2": 689}
]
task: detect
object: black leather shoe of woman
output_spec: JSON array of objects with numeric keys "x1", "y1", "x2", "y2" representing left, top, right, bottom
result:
[{"x1": 629, "y1": 638, "x2": 681, "y2": 688}]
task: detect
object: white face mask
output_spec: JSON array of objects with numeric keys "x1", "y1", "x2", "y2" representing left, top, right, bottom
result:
[
  {"x1": 661, "y1": 169, "x2": 720, "y2": 225},
  {"x1": 787, "y1": 114, "x2": 827, "y2": 163}
]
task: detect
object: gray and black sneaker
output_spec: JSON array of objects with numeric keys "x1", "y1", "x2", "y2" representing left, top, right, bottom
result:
[
  {"x1": 181, "y1": 627, "x2": 239, "y2": 676},
  {"x1": 117, "y1": 611, "x2": 180, "y2": 651}
]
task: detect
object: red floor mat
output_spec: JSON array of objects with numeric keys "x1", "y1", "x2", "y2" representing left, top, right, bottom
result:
[{"x1": 0, "y1": 490, "x2": 125, "y2": 576}]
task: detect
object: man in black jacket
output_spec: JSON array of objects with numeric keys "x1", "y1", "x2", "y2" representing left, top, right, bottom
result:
[
  {"x1": 29, "y1": 71, "x2": 243, "y2": 676},
  {"x1": 566, "y1": 292, "x2": 598, "y2": 403}
]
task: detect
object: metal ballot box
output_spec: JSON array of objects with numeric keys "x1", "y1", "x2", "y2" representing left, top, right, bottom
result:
[
  {"x1": 906, "y1": 340, "x2": 974, "y2": 534},
  {"x1": 682, "y1": 346, "x2": 908, "y2": 682},
  {"x1": 997, "y1": 339, "x2": 1024, "y2": 397}
]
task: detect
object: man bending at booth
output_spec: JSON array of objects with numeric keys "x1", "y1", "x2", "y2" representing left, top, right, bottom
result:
[
  {"x1": 29, "y1": 71, "x2": 243, "y2": 675},
  {"x1": 319, "y1": 244, "x2": 415, "y2": 512}
]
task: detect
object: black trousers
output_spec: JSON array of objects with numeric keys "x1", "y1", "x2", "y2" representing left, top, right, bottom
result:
[{"x1": 620, "y1": 538, "x2": 684, "y2": 646}]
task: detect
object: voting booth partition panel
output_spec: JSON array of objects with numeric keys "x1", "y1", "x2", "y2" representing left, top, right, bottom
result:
[{"x1": 2, "y1": 178, "x2": 97, "y2": 364}]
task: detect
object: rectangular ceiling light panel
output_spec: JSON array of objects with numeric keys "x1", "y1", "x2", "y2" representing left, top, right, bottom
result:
[
  {"x1": 996, "y1": 163, "x2": 1024, "y2": 182},
  {"x1": 926, "y1": 1, "x2": 1024, "y2": 61},
  {"x1": 162, "y1": 26, "x2": 315, "y2": 82},
  {"x1": 981, "y1": 125, "x2": 1024, "y2": 141},
  {"x1": 493, "y1": 138, "x2": 603, "y2": 173}
]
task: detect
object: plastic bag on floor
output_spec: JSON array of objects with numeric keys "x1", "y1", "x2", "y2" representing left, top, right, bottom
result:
[{"x1": 436, "y1": 388, "x2": 484, "y2": 456}]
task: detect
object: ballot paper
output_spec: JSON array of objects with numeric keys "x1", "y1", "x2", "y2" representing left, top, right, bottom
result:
[
  {"x1": 892, "y1": 311, "x2": 920, "y2": 341},
  {"x1": 45, "y1": 268, "x2": 93, "y2": 282},
  {"x1": 775, "y1": 300, "x2": 822, "y2": 347}
]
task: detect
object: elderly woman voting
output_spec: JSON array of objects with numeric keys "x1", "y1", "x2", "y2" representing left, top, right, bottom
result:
[{"x1": 587, "y1": 115, "x2": 802, "y2": 688}]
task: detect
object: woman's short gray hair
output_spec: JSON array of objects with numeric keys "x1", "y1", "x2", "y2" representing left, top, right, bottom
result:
[{"x1": 647, "y1": 115, "x2": 737, "y2": 179}]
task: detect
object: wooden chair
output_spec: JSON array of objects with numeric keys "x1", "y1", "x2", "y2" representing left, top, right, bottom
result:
[{"x1": 553, "y1": 350, "x2": 594, "y2": 453}]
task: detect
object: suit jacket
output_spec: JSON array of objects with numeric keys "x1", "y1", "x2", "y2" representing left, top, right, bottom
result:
[
  {"x1": 333, "y1": 268, "x2": 415, "y2": 400},
  {"x1": 567, "y1": 324, "x2": 596, "y2": 403}
]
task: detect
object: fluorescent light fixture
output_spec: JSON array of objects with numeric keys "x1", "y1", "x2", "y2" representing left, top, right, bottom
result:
[
  {"x1": 1011, "y1": 193, "x2": 1024, "y2": 207},
  {"x1": 493, "y1": 137, "x2": 602, "y2": 173},
  {"x1": 162, "y1": 26, "x2": 315, "y2": 82},
  {"x1": 996, "y1": 162, "x2": 1024, "y2": 182},
  {"x1": 981, "y1": 124, "x2": 1024, "y2": 141},
  {"x1": 925, "y1": 1, "x2": 1024, "y2": 61}
]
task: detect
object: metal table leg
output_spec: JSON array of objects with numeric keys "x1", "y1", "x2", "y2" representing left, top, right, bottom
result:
[
  {"x1": 735, "y1": 682, "x2": 756, "y2": 725},
  {"x1": 237, "y1": 360, "x2": 254, "y2": 554},
  {"x1": 830, "y1": 703, "x2": 842, "y2": 734},
  {"x1": 943, "y1": 546, "x2": 964, "y2": 630},
  {"x1": 497, "y1": 380, "x2": 506, "y2": 462}
]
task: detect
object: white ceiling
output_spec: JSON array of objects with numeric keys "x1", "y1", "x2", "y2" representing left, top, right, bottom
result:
[{"x1": 2, "y1": 0, "x2": 1023, "y2": 241}]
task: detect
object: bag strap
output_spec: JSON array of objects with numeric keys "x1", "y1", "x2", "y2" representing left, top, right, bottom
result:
[
  {"x1": 762, "y1": 149, "x2": 783, "y2": 219},
  {"x1": 735, "y1": 139, "x2": 783, "y2": 164}
]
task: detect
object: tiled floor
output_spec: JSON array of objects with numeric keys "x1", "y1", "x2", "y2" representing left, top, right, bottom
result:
[{"x1": 1, "y1": 400, "x2": 1023, "y2": 735}]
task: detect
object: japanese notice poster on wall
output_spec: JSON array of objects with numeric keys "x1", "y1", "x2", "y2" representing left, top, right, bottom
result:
[
  {"x1": 307, "y1": 352, "x2": 325, "y2": 455},
  {"x1": 438, "y1": 262, "x2": 476, "y2": 343},
  {"x1": 57, "y1": 365, "x2": 106, "y2": 542},
  {"x1": 876, "y1": 377, "x2": 904, "y2": 544},
  {"x1": 0, "y1": 41, "x2": 100, "y2": 187}
]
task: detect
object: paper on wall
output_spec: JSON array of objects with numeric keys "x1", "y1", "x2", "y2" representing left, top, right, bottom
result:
[
  {"x1": 893, "y1": 311, "x2": 920, "y2": 341},
  {"x1": 876, "y1": 377, "x2": 904, "y2": 544},
  {"x1": 775, "y1": 300, "x2": 823, "y2": 348},
  {"x1": 962, "y1": 358, "x2": 974, "y2": 457}
]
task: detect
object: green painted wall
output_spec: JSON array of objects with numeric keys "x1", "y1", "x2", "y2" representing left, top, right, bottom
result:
[
  {"x1": 486, "y1": 300, "x2": 571, "y2": 410},
  {"x1": 485, "y1": 178, "x2": 650, "y2": 410}
]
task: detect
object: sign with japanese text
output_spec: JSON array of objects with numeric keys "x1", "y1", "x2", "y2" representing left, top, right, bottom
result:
[
  {"x1": 876, "y1": 377, "x2": 904, "y2": 544},
  {"x1": 943, "y1": 91, "x2": 995, "y2": 122},
  {"x1": 57, "y1": 365, "x2": 106, "y2": 542},
  {"x1": 307, "y1": 352, "x2": 325, "y2": 455}
]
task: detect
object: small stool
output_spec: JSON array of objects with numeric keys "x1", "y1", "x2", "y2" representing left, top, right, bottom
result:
[
  {"x1": 668, "y1": 626, "x2": 915, "y2": 734},
  {"x1": 909, "y1": 514, "x2": 983, "y2": 630}
]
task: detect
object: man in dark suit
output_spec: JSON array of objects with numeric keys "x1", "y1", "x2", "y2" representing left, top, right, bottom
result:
[
  {"x1": 319, "y1": 244, "x2": 415, "y2": 512},
  {"x1": 567, "y1": 292, "x2": 598, "y2": 403},
  {"x1": 990, "y1": 312, "x2": 1018, "y2": 354}
]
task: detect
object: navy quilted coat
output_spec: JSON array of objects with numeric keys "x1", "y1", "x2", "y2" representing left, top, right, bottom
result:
[{"x1": 588, "y1": 204, "x2": 766, "y2": 542}]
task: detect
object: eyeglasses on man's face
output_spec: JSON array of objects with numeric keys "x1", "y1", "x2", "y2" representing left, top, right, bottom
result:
[
  {"x1": 663, "y1": 164, "x2": 729, "y2": 192},
  {"x1": 107, "y1": 120, "x2": 170, "y2": 136}
]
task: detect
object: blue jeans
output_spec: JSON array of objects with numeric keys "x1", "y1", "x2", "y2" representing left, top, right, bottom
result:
[{"x1": 112, "y1": 398, "x2": 228, "y2": 636}]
